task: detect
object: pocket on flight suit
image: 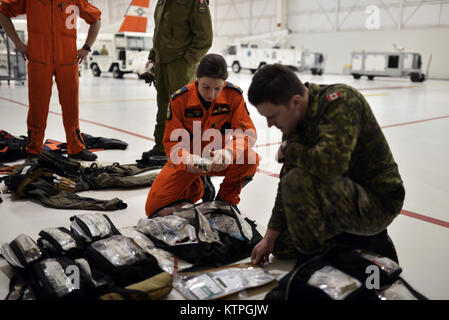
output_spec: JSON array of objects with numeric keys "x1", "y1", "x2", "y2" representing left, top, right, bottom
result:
[{"x1": 27, "y1": 32, "x2": 46, "y2": 65}]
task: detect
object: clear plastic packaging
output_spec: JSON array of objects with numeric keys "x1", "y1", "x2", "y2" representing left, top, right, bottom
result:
[
  {"x1": 0, "y1": 243, "x2": 24, "y2": 268},
  {"x1": 40, "y1": 259, "x2": 77, "y2": 298},
  {"x1": 41, "y1": 228, "x2": 77, "y2": 251},
  {"x1": 307, "y1": 265, "x2": 362, "y2": 300},
  {"x1": 377, "y1": 280, "x2": 418, "y2": 300},
  {"x1": 14, "y1": 234, "x2": 43, "y2": 264},
  {"x1": 208, "y1": 214, "x2": 244, "y2": 240},
  {"x1": 73, "y1": 214, "x2": 112, "y2": 240},
  {"x1": 136, "y1": 216, "x2": 197, "y2": 246},
  {"x1": 197, "y1": 201, "x2": 253, "y2": 241},
  {"x1": 356, "y1": 250, "x2": 401, "y2": 276},
  {"x1": 119, "y1": 227, "x2": 193, "y2": 273},
  {"x1": 174, "y1": 267, "x2": 275, "y2": 300},
  {"x1": 119, "y1": 227, "x2": 156, "y2": 251},
  {"x1": 90, "y1": 235, "x2": 146, "y2": 267},
  {"x1": 147, "y1": 248, "x2": 193, "y2": 274}
]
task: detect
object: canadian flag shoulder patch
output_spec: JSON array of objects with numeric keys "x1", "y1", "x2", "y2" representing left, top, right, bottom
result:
[{"x1": 327, "y1": 91, "x2": 341, "y2": 102}]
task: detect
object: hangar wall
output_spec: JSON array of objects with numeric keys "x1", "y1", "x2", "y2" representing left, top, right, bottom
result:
[{"x1": 210, "y1": 0, "x2": 449, "y2": 79}]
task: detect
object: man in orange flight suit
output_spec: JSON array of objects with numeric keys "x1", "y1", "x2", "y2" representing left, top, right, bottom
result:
[
  {"x1": 145, "y1": 54, "x2": 260, "y2": 216},
  {"x1": 0, "y1": 0, "x2": 101, "y2": 161}
]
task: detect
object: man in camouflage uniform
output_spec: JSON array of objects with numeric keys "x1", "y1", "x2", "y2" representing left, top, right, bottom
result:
[
  {"x1": 248, "y1": 64, "x2": 405, "y2": 265},
  {"x1": 144, "y1": 0, "x2": 213, "y2": 157}
]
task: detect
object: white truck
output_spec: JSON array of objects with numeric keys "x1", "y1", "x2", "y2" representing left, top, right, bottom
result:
[
  {"x1": 224, "y1": 43, "x2": 325, "y2": 75},
  {"x1": 350, "y1": 51, "x2": 427, "y2": 82},
  {"x1": 88, "y1": 32, "x2": 152, "y2": 79}
]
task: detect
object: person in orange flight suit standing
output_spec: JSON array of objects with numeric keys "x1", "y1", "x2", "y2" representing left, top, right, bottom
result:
[
  {"x1": 0, "y1": 0, "x2": 101, "y2": 161},
  {"x1": 145, "y1": 54, "x2": 260, "y2": 217}
]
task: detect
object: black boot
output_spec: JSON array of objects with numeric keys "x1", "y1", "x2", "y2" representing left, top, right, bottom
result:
[
  {"x1": 142, "y1": 148, "x2": 166, "y2": 158},
  {"x1": 201, "y1": 175, "x2": 216, "y2": 202},
  {"x1": 26, "y1": 153, "x2": 40, "y2": 160},
  {"x1": 69, "y1": 149, "x2": 98, "y2": 161},
  {"x1": 137, "y1": 148, "x2": 167, "y2": 167}
]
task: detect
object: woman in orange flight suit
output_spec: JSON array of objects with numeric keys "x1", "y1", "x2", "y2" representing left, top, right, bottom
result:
[
  {"x1": 0, "y1": 0, "x2": 101, "y2": 160},
  {"x1": 145, "y1": 53, "x2": 260, "y2": 217}
]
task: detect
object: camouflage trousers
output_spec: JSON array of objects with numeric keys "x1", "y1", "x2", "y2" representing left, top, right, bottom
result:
[
  {"x1": 273, "y1": 166, "x2": 403, "y2": 259},
  {"x1": 153, "y1": 58, "x2": 196, "y2": 152}
]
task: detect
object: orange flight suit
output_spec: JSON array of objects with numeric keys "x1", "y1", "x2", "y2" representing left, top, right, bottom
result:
[
  {"x1": 145, "y1": 81, "x2": 260, "y2": 216},
  {"x1": 0, "y1": 0, "x2": 101, "y2": 155}
]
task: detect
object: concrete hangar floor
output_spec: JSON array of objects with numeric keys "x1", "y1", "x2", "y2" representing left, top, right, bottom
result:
[{"x1": 0, "y1": 67, "x2": 448, "y2": 300}]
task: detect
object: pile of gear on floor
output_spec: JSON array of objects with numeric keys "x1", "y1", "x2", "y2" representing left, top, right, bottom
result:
[
  {"x1": 0, "y1": 150, "x2": 162, "y2": 211},
  {"x1": 0, "y1": 130, "x2": 427, "y2": 300},
  {"x1": 0, "y1": 200, "x2": 265, "y2": 300}
]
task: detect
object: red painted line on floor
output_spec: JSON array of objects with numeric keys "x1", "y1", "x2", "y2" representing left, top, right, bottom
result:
[
  {"x1": 400, "y1": 210, "x2": 449, "y2": 229},
  {"x1": 0, "y1": 96, "x2": 155, "y2": 142},
  {"x1": 256, "y1": 167, "x2": 449, "y2": 230},
  {"x1": 256, "y1": 168, "x2": 280, "y2": 178},
  {"x1": 0, "y1": 96, "x2": 28, "y2": 107},
  {"x1": 254, "y1": 142, "x2": 282, "y2": 149},
  {"x1": 381, "y1": 115, "x2": 449, "y2": 129},
  {"x1": 254, "y1": 115, "x2": 449, "y2": 148},
  {"x1": 77, "y1": 118, "x2": 155, "y2": 141}
]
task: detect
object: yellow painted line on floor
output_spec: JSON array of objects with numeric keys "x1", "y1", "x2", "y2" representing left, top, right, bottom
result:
[{"x1": 363, "y1": 93, "x2": 388, "y2": 97}]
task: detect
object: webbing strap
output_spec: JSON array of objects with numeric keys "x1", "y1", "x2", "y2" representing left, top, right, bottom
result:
[{"x1": 15, "y1": 168, "x2": 53, "y2": 198}]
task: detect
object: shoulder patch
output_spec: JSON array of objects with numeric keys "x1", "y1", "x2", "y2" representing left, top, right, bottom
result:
[
  {"x1": 198, "y1": 0, "x2": 208, "y2": 13},
  {"x1": 166, "y1": 102, "x2": 172, "y2": 120},
  {"x1": 225, "y1": 82, "x2": 243, "y2": 94},
  {"x1": 326, "y1": 91, "x2": 341, "y2": 102},
  {"x1": 170, "y1": 86, "x2": 188, "y2": 100}
]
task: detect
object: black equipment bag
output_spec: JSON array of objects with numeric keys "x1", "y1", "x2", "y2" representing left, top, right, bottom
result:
[
  {"x1": 85, "y1": 235, "x2": 163, "y2": 287},
  {"x1": 7, "y1": 234, "x2": 46, "y2": 269},
  {"x1": 265, "y1": 245, "x2": 428, "y2": 300},
  {"x1": 28, "y1": 256, "x2": 113, "y2": 300},
  {"x1": 37, "y1": 227, "x2": 86, "y2": 258},
  {"x1": 137, "y1": 201, "x2": 262, "y2": 268},
  {"x1": 0, "y1": 130, "x2": 28, "y2": 163},
  {"x1": 69, "y1": 213, "x2": 120, "y2": 243}
]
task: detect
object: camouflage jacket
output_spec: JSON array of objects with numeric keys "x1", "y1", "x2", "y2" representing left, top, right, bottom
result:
[
  {"x1": 268, "y1": 83, "x2": 405, "y2": 232},
  {"x1": 148, "y1": 0, "x2": 213, "y2": 64}
]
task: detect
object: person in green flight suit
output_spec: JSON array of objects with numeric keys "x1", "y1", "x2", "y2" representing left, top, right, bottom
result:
[
  {"x1": 248, "y1": 64, "x2": 405, "y2": 265},
  {"x1": 144, "y1": 0, "x2": 213, "y2": 159}
]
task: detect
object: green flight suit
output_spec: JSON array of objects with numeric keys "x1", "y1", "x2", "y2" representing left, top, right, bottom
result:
[
  {"x1": 148, "y1": 0, "x2": 213, "y2": 152},
  {"x1": 269, "y1": 83, "x2": 405, "y2": 258}
]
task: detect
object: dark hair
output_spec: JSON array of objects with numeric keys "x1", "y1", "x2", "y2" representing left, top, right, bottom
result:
[
  {"x1": 247, "y1": 64, "x2": 306, "y2": 107},
  {"x1": 196, "y1": 53, "x2": 228, "y2": 80}
]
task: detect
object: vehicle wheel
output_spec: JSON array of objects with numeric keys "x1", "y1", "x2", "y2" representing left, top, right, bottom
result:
[
  {"x1": 311, "y1": 68, "x2": 317, "y2": 75},
  {"x1": 91, "y1": 64, "x2": 101, "y2": 77},
  {"x1": 410, "y1": 72, "x2": 421, "y2": 82},
  {"x1": 232, "y1": 62, "x2": 241, "y2": 73},
  {"x1": 368, "y1": 75, "x2": 375, "y2": 80},
  {"x1": 112, "y1": 65, "x2": 123, "y2": 79},
  {"x1": 419, "y1": 74, "x2": 426, "y2": 82},
  {"x1": 352, "y1": 73, "x2": 361, "y2": 79},
  {"x1": 317, "y1": 69, "x2": 323, "y2": 75}
]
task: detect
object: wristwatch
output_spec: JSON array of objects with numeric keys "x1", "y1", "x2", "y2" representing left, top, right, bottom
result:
[{"x1": 82, "y1": 44, "x2": 91, "y2": 52}]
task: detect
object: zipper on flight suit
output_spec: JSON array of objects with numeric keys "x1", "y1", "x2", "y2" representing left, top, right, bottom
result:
[
  {"x1": 75, "y1": 129, "x2": 86, "y2": 147},
  {"x1": 58, "y1": 0, "x2": 75, "y2": 12}
]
